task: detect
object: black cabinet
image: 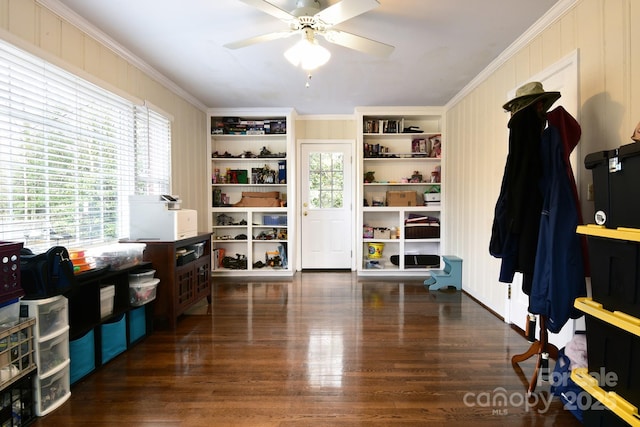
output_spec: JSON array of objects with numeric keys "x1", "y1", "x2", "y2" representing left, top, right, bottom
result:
[{"x1": 66, "y1": 263, "x2": 154, "y2": 385}]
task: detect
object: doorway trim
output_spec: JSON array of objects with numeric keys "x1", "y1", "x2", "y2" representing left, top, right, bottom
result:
[{"x1": 296, "y1": 139, "x2": 357, "y2": 272}]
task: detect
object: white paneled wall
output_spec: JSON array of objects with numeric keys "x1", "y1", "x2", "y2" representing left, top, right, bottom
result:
[{"x1": 445, "y1": 0, "x2": 640, "y2": 317}]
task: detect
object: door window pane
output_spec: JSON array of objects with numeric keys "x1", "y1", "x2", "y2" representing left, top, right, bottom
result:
[{"x1": 308, "y1": 152, "x2": 344, "y2": 209}]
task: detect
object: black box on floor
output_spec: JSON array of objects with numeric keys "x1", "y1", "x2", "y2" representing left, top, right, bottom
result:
[
  {"x1": 585, "y1": 142, "x2": 640, "y2": 228},
  {"x1": 586, "y1": 234, "x2": 640, "y2": 318},
  {"x1": 584, "y1": 314, "x2": 640, "y2": 410}
]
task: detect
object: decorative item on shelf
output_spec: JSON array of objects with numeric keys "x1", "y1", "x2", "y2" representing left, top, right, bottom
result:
[
  {"x1": 229, "y1": 169, "x2": 248, "y2": 184},
  {"x1": 430, "y1": 166, "x2": 441, "y2": 183},
  {"x1": 410, "y1": 171, "x2": 423, "y2": 183},
  {"x1": 371, "y1": 196, "x2": 385, "y2": 207},
  {"x1": 411, "y1": 138, "x2": 429, "y2": 156},
  {"x1": 265, "y1": 250, "x2": 282, "y2": 268},
  {"x1": 429, "y1": 134, "x2": 442, "y2": 158},
  {"x1": 251, "y1": 165, "x2": 277, "y2": 184},
  {"x1": 364, "y1": 171, "x2": 376, "y2": 183},
  {"x1": 404, "y1": 126, "x2": 423, "y2": 133},
  {"x1": 363, "y1": 226, "x2": 374, "y2": 239}
]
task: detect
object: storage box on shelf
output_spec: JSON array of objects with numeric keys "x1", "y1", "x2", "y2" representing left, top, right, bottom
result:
[
  {"x1": 137, "y1": 233, "x2": 211, "y2": 330},
  {"x1": 356, "y1": 107, "x2": 444, "y2": 276},
  {"x1": 208, "y1": 108, "x2": 295, "y2": 277},
  {"x1": 87, "y1": 243, "x2": 146, "y2": 270},
  {"x1": 19, "y1": 296, "x2": 70, "y2": 416}
]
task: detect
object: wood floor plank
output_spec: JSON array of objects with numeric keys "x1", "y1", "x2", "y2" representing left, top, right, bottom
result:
[{"x1": 33, "y1": 273, "x2": 583, "y2": 426}]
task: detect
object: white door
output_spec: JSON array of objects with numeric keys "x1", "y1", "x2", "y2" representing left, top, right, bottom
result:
[
  {"x1": 300, "y1": 142, "x2": 353, "y2": 269},
  {"x1": 506, "y1": 51, "x2": 584, "y2": 348}
]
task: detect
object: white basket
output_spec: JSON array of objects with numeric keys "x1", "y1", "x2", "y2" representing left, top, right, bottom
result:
[{"x1": 129, "y1": 278, "x2": 159, "y2": 306}]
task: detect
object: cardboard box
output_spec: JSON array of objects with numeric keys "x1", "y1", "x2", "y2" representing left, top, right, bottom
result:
[{"x1": 386, "y1": 191, "x2": 417, "y2": 206}]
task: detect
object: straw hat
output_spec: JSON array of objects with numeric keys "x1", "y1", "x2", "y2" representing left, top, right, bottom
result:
[{"x1": 503, "y1": 82, "x2": 561, "y2": 116}]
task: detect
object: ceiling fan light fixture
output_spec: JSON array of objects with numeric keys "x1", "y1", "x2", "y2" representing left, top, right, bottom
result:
[{"x1": 284, "y1": 30, "x2": 331, "y2": 71}]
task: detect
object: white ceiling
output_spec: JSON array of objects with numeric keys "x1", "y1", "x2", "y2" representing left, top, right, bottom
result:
[{"x1": 53, "y1": 0, "x2": 560, "y2": 114}]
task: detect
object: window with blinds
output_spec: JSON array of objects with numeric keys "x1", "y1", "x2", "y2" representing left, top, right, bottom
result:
[{"x1": 0, "y1": 39, "x2": 171, "y2": 251}]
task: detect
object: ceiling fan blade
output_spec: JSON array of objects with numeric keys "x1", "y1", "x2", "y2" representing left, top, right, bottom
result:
[
  {"x1": 235, "y1": 0, "x2": 296, "y2": 21},
  {"x1": 315, "y1": 0, "x2": 380, "y2": 26},
  {"x1": 321, "y1": 29, "x2": 394, "y2": 58},
  {"x1": 224, "y1": 31, "x2": 296, "y2": 49}
]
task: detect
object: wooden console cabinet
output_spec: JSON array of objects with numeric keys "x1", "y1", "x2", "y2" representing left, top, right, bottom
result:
[{"x1": 138, "y1": 233, "x2": 212, "y2": 330}]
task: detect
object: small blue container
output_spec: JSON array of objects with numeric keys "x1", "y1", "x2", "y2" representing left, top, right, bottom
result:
[
  {"x1": 70, "y1": 329, "x2": 95, "y2": 384},
  {"x1": 128, "y1": 306, "x2": 146, "y2": 344},
  {"x1": 100, "y1": 313, "x2": 126, "y2": 364}
]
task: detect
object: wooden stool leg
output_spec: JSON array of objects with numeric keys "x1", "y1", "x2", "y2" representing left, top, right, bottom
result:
[{"x1": 511, "y1": 315, "x2": 559, "y2": 394}]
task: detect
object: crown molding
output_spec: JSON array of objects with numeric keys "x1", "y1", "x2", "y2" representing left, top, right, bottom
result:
[
  {"x1": 445, "y1": 0, "x2": 578, "y2": 110},
  {"x1": 36, "y1": 0, "x2": 207, "y2": 112}
]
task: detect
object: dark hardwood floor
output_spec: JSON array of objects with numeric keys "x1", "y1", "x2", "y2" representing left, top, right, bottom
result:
[{"x1": 35, "y1": 272, "x2": 582, "y2": 426}]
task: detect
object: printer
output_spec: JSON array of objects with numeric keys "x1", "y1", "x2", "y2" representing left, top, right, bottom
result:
[{"x1": 129, "y1": 195, "x2": 197, "y2": 241}]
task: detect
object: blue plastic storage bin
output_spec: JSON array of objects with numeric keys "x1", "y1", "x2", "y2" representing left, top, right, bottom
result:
[
  {"x1": 128, "y1": 306, "x2": 146, "y2": 344},
  {"x1": 70, "y1": 329, "x2": 95, "y2": 384},
  {"x1": 100, "y1": 313, "x2": 126, "y2": 364}
]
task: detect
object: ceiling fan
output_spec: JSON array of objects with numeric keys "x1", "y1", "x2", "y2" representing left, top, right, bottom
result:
[{"x1": 225, "y1": 0, "x2": 394, "y2": 68}]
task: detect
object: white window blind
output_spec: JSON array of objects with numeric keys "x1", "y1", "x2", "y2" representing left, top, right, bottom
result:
[{"x1": 0, "y1": 39, "x2": 171, "y2": 251}]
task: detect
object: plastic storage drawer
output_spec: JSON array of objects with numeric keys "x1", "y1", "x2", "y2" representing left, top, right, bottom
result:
[
  {"x1": 100, "y1": 313, "x2": 126, "y2": 364},
  {"x1": 20, "y1": 296, "x2": 68, "y2": 339},
  {"x1": 128, "y1": 305, "x2": 146, "y2": 344},
  {"x1": 34, "y1": 360, "x2": 70, "y2": 416},
  {"x1": 36, "y1": 327, "x2": 69, "y2": 378},
  {"x1": 70, "y1": 329, "x2": 95, "y2": 384}
]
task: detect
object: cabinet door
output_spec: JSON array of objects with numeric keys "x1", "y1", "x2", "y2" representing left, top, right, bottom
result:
[{"x1": 175, "y1": 266, "x2": 195, "y2": 311}]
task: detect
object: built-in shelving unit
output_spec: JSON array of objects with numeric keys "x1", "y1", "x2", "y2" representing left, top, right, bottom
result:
[
  {"x1": 207, "y1": 108, "x2": 296, "y2": 276},
  {"x1": 355, "y1": 106, "x2": 444, "y2": 276}
]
